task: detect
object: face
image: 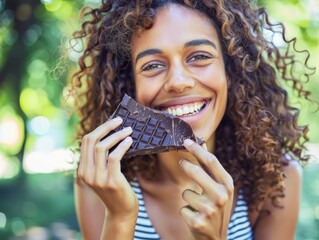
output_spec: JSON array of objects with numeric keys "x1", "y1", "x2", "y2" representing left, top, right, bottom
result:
[{"x1": 131, "y1": 4, "x2": 228, "y2": 142}]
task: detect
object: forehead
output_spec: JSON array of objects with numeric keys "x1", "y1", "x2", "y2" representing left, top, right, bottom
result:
[{"x1": 131, "y1": 4, "x2": 221, "y2": 55}]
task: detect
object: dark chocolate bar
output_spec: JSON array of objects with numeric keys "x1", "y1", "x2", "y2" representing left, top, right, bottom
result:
[{"x1": 107, "y1": 94, "x2": 204, "y2": 158}]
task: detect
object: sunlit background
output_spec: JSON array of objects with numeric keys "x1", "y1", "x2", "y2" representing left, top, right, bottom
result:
[{"x1": 0, "y1": 0, "x2": 318, "y2": 239}]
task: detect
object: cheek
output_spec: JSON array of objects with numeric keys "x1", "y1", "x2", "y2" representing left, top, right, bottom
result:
[
  {"x1": 193, "y1": 64, "x2": 228, "y2": 91},
  {"x1": 135, "y1": 78, "x2": 163, "y2": 107}
]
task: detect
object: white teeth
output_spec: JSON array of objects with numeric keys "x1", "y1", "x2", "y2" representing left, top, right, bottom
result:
[
  {"x1": 195, "y1": 103, "x2": 200, "y2": 111},
  {"x1": 172, "y1": 108, "x2": 177, "y2": 115},
  {"x1": 176, "y1": 108, "x2": 183, "y2": 116},
  {"x1": 183, "y1": 106, "x2": 190, "y2": 114},
  {"x1": 163, "y1": 101, "x2": 206, "y2": 116}
]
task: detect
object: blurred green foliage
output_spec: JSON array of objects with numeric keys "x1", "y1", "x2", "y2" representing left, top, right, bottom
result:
[{"x1": 0, "y1": 0, "x2": 318, "y2": 239}]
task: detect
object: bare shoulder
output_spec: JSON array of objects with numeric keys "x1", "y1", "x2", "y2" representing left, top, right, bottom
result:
[
  {"x1": 282, "y1": 156, "x2": 302, "y2": 178},
  {"x1": 253, "y1": 156, "x2": 303, "y2": 240}
]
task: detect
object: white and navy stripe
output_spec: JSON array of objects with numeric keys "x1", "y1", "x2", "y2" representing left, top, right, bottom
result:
[
  {"x1": 131, "y1": 181, "x2": 253, "y2": 240},
  {"x1": 227, "y1": 190, "x2": 254, "y2": 240},
  {"x1": 131, "y1": 181, "x2": 161, "y2": 240}
]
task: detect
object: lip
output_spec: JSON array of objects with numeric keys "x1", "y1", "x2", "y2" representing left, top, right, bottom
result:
[
  {"x1": 175, "y1": 99, "x2": 211, "y2": 125},
  {"x1": 154, "y1": 97, "x2": 212, "y2": 126},
  {"x1": 154, "y1": 96, "x2": 211, "y2": 110}
]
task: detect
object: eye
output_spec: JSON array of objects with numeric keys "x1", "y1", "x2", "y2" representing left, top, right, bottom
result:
[
  {"x1": 187, "y1": 53, "x2": 212, "y2": 62},
  {"x1": 141, "y1": 63, "x2": 165, "y2": 72}
]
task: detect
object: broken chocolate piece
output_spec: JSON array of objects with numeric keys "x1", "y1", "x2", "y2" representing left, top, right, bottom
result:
[{"x1": 107, "y1": 94, "x2": 205, "y2": 158}]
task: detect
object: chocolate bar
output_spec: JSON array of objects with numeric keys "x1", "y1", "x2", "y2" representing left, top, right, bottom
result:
[{"x1": 107, "y1": 94, "x2": 204, "y2": 158}]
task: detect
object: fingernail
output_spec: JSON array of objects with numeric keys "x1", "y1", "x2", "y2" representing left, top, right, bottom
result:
[
  {"x1": 184, "y1": 139, "x2": 194, "y2": 146},
  {"x1": 124, "y1": 137, "x2": 132, "y2": 143},
  {"x1": 179, "y1": 159, "x2": 184, "y2": 165},
  {"x1": 113, "y1": 117, "x2": 122, "y2": 122},
  {"x1": 122, "y1": 127, "x2": 132, "y2": 132}
]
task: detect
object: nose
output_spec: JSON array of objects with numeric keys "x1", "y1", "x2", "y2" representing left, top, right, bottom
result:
[{"x1": 163, "y1": 66, "x2": 195, "y2": 93}]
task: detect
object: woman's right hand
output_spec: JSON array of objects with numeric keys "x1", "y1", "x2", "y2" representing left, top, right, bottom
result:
[{"x1": 77, "y1": 117, "x2": 138, "y2": 222}]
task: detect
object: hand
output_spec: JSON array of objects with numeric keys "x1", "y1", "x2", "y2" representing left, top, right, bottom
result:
[
  {"x1": 77, "y1": 117, "x2": 139, "y2": 221},
  {"x1": 179, "y1": 139, "x2": 234, "y2": 240}
]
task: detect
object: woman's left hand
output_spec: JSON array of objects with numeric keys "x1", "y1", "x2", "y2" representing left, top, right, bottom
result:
[{"x1": 179, "y1": 139, "x2": 234, "y2": 240}]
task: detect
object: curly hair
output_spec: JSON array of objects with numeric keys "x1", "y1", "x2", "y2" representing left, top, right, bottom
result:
[{"x1": 70, "y1": 0, "x2": 314, "y2": 210}]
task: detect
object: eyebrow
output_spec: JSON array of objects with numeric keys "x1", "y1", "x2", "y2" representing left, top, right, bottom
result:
[
  {"x1": 135, "y1": 39, "x2": 217, "y2": 64},
  {"x1": 184, "y1": 39, "x2": 217, "y2": 50},
  {"x1": 135, "y1": 49, "x2": 163, "y2": 64}
]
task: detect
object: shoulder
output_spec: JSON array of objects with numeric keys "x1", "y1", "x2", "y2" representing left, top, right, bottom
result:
[
  {"x1": 282, "y1": 154, "x2": 302, "y2": 179},
  {"x1": 252, "y1": 155, "x2": 302, "y2": 240}
]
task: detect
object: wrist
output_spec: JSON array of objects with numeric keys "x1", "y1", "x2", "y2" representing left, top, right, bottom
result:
[
  {"x1": 100, "y1": 214, "x2": 137, "y2": 240},
  {"x1": 106, "y1": 210, "x2": 138, "y2": 223},
  {"x1": 106, "y1": 213, "x2": 138, "y2": 225}
]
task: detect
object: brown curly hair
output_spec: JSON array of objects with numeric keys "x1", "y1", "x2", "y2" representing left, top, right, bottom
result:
[{"x1": 70, "y1": 0, "x2": 315, "y2": 210}]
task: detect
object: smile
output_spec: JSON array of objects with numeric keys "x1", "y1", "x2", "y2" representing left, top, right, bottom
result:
[{"x1": 161, "y1": 101, "x2": 207, "y2": 117}]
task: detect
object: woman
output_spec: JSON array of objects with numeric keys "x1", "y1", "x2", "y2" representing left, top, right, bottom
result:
[{"x1": 71, "y1": 0, "x2": 313, "y2": 239}]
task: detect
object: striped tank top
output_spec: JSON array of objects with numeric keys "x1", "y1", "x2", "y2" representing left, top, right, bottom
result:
[{"x1": 131, "y1": 181, "x2": 254, "y2": 240}]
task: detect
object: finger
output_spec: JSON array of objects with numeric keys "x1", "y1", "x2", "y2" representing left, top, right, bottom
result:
[
  {"x1": 77, "y1": 140, "x2": 86, "y2": 178},
  {"x1": 179, "y1": 159, "x2": 221, "y2": 197},
  {"x1": 81, "y1": 117, "x2": 124, "y2": 177},
  {"x1": 107, "y1": 137, "x2": 133, "y2": 176},
  {"x1": 78, "y1": 135, "x2": 94, "y2": 183},
  {"x1": 182, "y1": 189, "x2": 206, "y2": 212},
  {"x1": 183, "y1": 139, "x2": 233, "y2": 187},
  {"x1": 91, "y1": 136, "x2": 132, "y2": 192},
  {"x1": 180, "y1": 206, "x2": 205, "y2": 232},
  {"x1": 94, "y1": 117, "x2": 124, "y2": 140},
  {"x1": 85, "y1": 117, "x2": 123, "y2": 150},
  {"x1": 183, "y1": 189, "x2": 218, "y2": 219},
  {"x1": 96, "y1": 126, "x2": 132, "y2": 153},
  {"x1": 95, "y1": 127, "x2": 133, "y2": 171}
]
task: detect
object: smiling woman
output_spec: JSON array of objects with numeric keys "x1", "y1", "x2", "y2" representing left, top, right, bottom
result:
[
  {"x1": 132, "y1": 6, "x2": 227, "y2": 143},
  {"x1": 69, "y1": 0, "x2": 315, "y2": 239}
]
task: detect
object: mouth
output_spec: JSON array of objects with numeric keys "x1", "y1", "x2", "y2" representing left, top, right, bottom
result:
[{"x1": 157, "y1": 100, "x2": 210, "y2": 117}]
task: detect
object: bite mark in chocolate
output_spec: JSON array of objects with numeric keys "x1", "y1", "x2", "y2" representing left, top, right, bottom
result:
[{"x1": 107, "y1": 94, "x2": 205, "y2": 158}]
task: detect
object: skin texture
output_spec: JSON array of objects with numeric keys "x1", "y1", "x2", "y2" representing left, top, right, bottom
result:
[{"x1": 75, "y1": 4, "x2": 302, "y2": 240}]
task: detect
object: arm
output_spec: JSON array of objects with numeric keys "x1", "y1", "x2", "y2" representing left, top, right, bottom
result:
[
  {"x1": 74, "y1": 178, "x2": 105, "y2": 240},
  {"x1": 254, "y1": 160, "x2": 302, "y2": 240},
  {"x1": 75, "y1": 179, "x2": 137, "y2": 240},
  {"x1": 75, "y1": 118, "x2": 139, "y2": 240}
]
